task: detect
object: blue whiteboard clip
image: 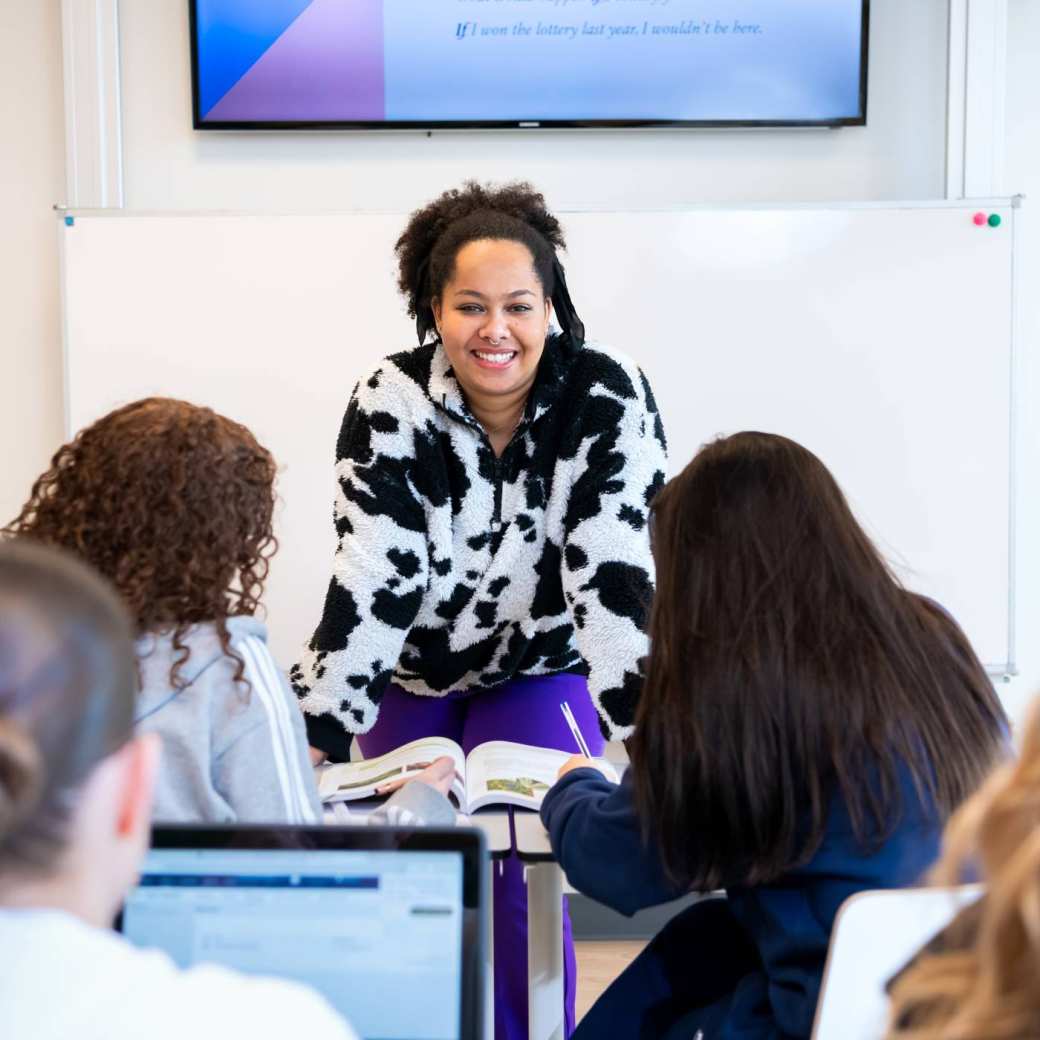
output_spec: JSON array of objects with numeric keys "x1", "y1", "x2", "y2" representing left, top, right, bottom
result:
[{"x1": 65, "y1": 215, "x2": 75, "y2": 227}]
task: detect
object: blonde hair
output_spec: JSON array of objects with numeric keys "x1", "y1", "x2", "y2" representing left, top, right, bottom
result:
[{"x1": 887, "y1": 702, "x2": 1040, "y2": 1038}]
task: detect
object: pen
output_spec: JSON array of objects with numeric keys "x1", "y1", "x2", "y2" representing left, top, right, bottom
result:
[{"x1": 560, "y1": 701, "x2": 593, "y2": 759}]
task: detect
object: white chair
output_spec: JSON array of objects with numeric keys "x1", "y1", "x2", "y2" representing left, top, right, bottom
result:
[{"x1": 811, "y1": 885, "x2": 983, "y2": 1040}]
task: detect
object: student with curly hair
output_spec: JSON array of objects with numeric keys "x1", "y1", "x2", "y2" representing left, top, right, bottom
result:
[
  {"x1": 6, "y1": 397, "x2": 461, "y2": 834},
  {"x1": 541, "y1": 432, "x2": 1007, "y2": 1039},
  {"x1": 3, "y1": 397, "x2": 322, "y2": 824},
  {"x1": 292, "y1": 181, "x2": 667, "y2": 1037}
]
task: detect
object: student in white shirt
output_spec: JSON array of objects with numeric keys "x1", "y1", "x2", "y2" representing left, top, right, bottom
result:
[{"x1": 0, "y1": 542, "x2": 360, "y2": 1040}]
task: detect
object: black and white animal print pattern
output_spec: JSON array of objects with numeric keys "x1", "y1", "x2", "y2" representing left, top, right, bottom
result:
[{"x1": 292, "y1": 334, "x2": 667, "y2": 747}]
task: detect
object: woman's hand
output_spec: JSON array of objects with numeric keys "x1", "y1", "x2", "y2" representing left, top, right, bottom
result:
[
  {"x1": 309, "y1": 746, "x2": 328, "y2": 767},
  {"x1": 558, "y1": 754, "x2": 596, "y2": 780},
  {"x1": 375, "y1": 755, "x2": 460, "y2": 798}
]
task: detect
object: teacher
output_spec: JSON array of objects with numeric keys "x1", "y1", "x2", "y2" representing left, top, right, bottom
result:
[{"x1": 292, "y1": 181, "x2": 666, "y2": 1038}]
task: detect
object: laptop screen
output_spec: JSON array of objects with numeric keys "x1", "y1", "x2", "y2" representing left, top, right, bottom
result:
[{"x1": 120, "y1": 828, "x2": 483, "y2": 1040}]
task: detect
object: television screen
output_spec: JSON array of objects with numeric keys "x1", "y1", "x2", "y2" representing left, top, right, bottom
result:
[{"x1": 191, "y1": 0, "x2": 869, "y2": 129}]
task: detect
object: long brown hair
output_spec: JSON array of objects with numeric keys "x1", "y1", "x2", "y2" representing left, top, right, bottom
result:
[
  {"x1": 629, "y1": 432, "x2": 1006, "y2": 890},
  {"x1": 3, "y1": 398, "x2": 277, "y2": 691},
  {"x1": 0, "y1": 542, "x2": 137, "y2": 874},
  {"x1": 887, "y1": 699, "x2": 1040, "y2": 1039}
]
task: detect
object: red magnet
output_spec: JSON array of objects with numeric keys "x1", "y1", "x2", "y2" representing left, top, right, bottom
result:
[{"x1": 973, "y1": 212, "x2": 987, "y2": 226}]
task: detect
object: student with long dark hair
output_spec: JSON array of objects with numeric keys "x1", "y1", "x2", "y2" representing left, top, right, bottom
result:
[{"x1": 541, "y1": 431, "x2": 1007, "y2": 1039}]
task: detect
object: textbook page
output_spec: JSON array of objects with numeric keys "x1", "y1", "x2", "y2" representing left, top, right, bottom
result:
[
  {"x1": 464, "y1": 741, "x2": 619, "y2": 812},
  {"x1": 317, "y1": 736, "x2": 466, "y2": 806}
]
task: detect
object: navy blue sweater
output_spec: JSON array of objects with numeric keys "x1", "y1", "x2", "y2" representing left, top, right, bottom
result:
[{"x1": 541, "y1": 766, "x2": 942, "y2": 1038}]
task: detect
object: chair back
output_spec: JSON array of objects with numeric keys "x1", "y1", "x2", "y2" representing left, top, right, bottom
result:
[{"x1": 811, "y1": 884, "x2": 983, "y2": 1040}]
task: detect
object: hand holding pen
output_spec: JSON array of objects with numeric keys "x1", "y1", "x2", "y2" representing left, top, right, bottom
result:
[{"x1": 558, "y1": 701, "x2": 596, "y2": 779}]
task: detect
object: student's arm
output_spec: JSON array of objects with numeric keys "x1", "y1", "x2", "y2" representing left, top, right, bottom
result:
[
  {"x1": 322, "y1": 760, "x2": 458, "y2": 827},
  {"x1": 540, "y1": 767, "x2": 686, "y2": 916},
  {"x1": 371, "y1": 779, "x2": 457, "y2": 827},
  {"x1": 560, "y1": 358, "x2": 667, "y2": 740},
  {"x1": 291, "y1": 376, "x2": 429, "y2": 757},
  {"x1": 212, "y1": 635, "x2": 323, "y2": 824}
]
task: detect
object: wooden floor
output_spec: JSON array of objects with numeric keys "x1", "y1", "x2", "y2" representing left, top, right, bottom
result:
[{"x1": 574, "y1": 940, "x2": 645, "y2": 1022}]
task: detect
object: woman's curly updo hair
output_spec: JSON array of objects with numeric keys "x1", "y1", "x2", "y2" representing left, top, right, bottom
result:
[
  {"x1": 3, "y1": 398, "x2": 277, "y2": 692},
  {"x1": 395, "y1": 180, "x2": 584, "y2": 346}
]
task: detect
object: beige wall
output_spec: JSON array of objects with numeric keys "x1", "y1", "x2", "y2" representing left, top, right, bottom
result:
[
  {"x1": 0, "y1": 1, "x2": 65, "y2": 522},
  {"x1": 4, "y1": 6, "x2": 1037, "y2": 701},
  {"x1": 0, "y1": 0, "x2": 953, "y2": 520},
  {"x1": 118, "y1": 0, "x2": 948, "y2": 211}
]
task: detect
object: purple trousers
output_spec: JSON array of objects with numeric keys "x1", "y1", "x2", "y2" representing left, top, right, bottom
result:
[{"x1": 356, "y1": 673, "x2": 605, "y2": 1040}]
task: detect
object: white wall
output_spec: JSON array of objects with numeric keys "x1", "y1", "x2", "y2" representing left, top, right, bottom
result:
[
  {"x1": 111, "y1": 0, "x2": 1040, "y2": 731},
  {"x1": 1001, "y1": 0, "x2": 1040, "y2": 727},
  {"x1": 10, "y1": 0, "x2": 1040, "y2": 728},
  {"x1": 118, "y1": 0, "x2": 949, "y2": 212},
  {"x1": 0, "y1": 1, "x2": 65, "y2": 523},
  {"x1": 0, "y1": 0, "x2": 953, "y2": 545}
]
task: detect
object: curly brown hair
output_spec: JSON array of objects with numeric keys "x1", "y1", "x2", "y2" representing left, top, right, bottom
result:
[
  {"x1": 3, "y1": 398, "x2": 277, "y2": 692},
  {"x1": 395, "y1": 180, "x2": 569, "y2": 345}
]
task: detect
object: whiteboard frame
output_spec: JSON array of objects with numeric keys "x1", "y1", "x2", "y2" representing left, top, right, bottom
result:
[
  {"x1": 1005, "y1": 194, "x2": 1023, "y2": 678},
  {"x1": 57, "y1": 197, "x2": 1025, "y2": 677},
  {"x1": 56, "y1": 197, "x2": 1021, "y2": 219}
]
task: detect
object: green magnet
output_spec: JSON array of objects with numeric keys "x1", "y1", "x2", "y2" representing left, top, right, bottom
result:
[{"x1": 988, "y1": 213, "x2": 1002, "y2": 228}]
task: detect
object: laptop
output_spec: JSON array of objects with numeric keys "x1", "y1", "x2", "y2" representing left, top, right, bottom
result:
[{"x1": 117, "y1": 824, "x2": 486, "y2": 1040}]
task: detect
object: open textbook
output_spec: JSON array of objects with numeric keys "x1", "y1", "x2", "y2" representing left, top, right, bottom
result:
[{"x1": 317, "y1": 736, "x2": 619, "y2": 813}]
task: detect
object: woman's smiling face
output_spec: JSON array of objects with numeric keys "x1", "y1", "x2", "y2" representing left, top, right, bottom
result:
[{"x1": 432, "y1": 238, "x2": 551, "y2": 406}]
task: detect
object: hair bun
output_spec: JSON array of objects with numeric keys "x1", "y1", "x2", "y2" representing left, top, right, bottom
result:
[
  {"x1": 396, "y1": 181, "x2": 566, "y2": 318},
  {"x1": 0, "y1": 717, "x2": 43, "y2": 843}
]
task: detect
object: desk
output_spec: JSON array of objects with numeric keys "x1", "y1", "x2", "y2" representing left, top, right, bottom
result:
[
  {"x1": 466, "y1": 810, "x2": 512, "y2": 857},
  {"x1": 516, "y1": 812, "x2": 565, "y2": 1040},
  {"x1": 468, "y1": 811, "x2": 566, "y2": 1040},
  {"x1": 462, "y1": 813, "x2": 510, "y2": 1040}
]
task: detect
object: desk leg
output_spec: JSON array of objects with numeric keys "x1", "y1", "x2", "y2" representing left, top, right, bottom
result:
[
  {"x1": 527, "y1": 863, "x2": 564, "y2": 1040},
  {"x1": 486, "y1": 861, "x2": 496, "y2": 1040}
]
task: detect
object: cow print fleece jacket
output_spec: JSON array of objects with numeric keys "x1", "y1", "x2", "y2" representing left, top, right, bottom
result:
[{"x1": 292, "y1": 333, "x2": 667, "y2": 753}]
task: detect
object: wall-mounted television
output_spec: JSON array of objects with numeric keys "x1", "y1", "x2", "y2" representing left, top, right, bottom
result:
[{"x1": 190, "y1": 0, "x2": 869, "y2": 130}]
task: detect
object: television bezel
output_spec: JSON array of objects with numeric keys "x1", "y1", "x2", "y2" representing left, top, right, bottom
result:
[{"x1": 189, "y1": 0, "x2": 870, "y2": 131}]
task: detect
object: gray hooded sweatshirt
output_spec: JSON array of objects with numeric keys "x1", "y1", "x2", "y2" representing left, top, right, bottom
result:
[
  {"x1": 135, "y1": 617, "x2": 323, "y2": 825},
  {"x1": 134, "y1": 616, "x2": 456, "y2": 828}
]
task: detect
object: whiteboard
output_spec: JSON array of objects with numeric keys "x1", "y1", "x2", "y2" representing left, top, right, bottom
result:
[{"x1": 60, "y1": 202, "x2": 1018, "y2": 673}]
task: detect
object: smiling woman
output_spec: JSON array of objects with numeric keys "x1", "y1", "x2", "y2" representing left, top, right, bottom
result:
[
  {"x1": 291, "y1": 181, "x2": 665, "y2": 1038},
  {"x1": 432, "y1": 238, "x2": 551, "y2": 455}
]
